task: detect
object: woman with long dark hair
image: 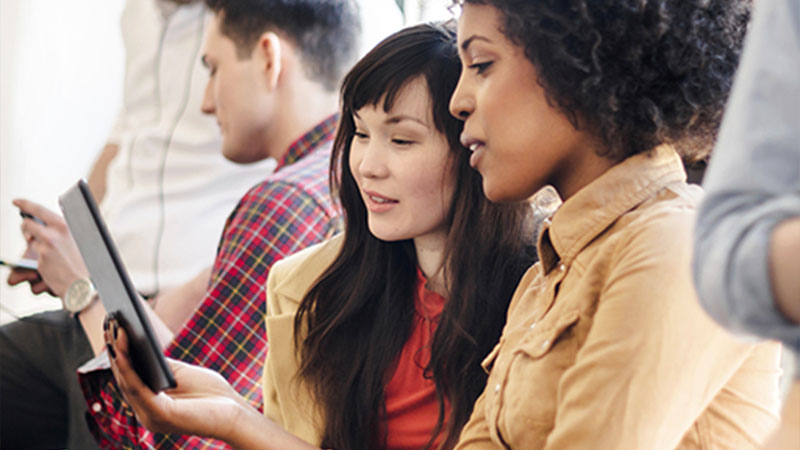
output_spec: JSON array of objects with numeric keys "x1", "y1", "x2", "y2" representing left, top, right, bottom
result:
[{"x1": 104, "y1": 22, "x2": 536, "y2": 450}]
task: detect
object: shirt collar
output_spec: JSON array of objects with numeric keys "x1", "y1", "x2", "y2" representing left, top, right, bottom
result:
[
  {"x1": 275, "y1": 114, "x2": 339, "y2": 171},
  {"x1": 415, "y1": 267, "x2": 446, "y2": 320},
  {"x1": 538, "y1": 144, "x2": 687, "y2": 272}
]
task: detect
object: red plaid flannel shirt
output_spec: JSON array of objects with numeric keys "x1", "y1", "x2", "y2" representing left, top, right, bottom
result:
[{"x1": 79, "y1": 116, "x2": 341, "y2": 449}]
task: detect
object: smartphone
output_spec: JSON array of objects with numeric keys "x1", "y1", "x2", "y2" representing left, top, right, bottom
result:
[
  {"x1": 7, "y1": 210, "x2": 44, "y2": 271},
  {"x1": 0, "y1": 257, "x2": 38, "y2": 271},
  {"x1": 19, "y1": 211, "x2": 46, "y2": 226}
]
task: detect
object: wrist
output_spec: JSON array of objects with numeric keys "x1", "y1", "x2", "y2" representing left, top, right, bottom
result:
[
  {"x1": 77, "y1": 295, "x2": 108, "y2": 356},
  {"x1": 216, "y1": 400, "x2": 260, "y2": 446},
  {"x1": 223, "y1": 402, "x2": 318, "y2": 450},
  {"x1": 63, "y1": 277, "x2": 97, "y2": 316}
]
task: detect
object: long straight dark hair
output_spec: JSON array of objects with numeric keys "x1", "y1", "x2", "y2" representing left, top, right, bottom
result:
[{"x1": 294, "y1": 22, "x2": 537, "y2": 450}]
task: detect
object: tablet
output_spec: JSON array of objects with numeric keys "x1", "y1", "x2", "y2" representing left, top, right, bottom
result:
[{"x1": 59, "y1": 179, "x2": 176, "y2": 391}]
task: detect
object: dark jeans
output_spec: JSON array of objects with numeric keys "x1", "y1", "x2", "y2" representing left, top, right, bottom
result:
[{"x1": 0, "y1": 309, "x2": 101, "y2": 450}]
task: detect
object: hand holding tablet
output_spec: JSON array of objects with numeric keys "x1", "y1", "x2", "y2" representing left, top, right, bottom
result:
[{"x1": 59, "y1": 179, "x2": 176, "y2": 391}]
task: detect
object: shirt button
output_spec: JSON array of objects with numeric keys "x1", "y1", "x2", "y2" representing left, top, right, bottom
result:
[
  {"x1": 529, "y1": 322, "x2": 537, "y2": 330},
  {"x1": 541, "y1": 339, "x2": 550, "y2": 349},
  {"x1": 91, "y1": 402, "x2": 102, "y2": 413},
  {"x1": 494, "y1": 383, "x2": 501, "y2": 393},
  {"x1": 558, "y1": 263, "x2": 566, "y2": 272}
]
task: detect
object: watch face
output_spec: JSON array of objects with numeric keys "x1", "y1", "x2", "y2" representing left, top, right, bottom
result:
[{"x1": 65, "y1": 279, "x2": 93, "y2": 312}]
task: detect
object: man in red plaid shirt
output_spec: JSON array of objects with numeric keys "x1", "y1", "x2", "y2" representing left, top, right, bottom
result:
[{"x1": 78, "y1": 1, "x2": 361, "y2": 448}]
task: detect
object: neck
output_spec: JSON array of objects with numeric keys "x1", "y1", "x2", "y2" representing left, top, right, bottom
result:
[
  {"x1": 413, "y1": 232, "x2": 448, "y2": 296},
  {"x1": 553, "y1": 138, "x2": 617, "y2": 201},
  {"x1": 265, "y1": 80, "x2": 339, "y2": 163}
]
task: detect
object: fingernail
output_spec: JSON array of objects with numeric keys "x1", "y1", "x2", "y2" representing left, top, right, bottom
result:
[{"x1": 106, "y1": 343, "x2": 117, "y2": 359}]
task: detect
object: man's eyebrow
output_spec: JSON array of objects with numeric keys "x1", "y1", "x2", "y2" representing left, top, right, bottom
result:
[{"x1": 460, "y1": 35, "x2": 491, "y2": 52}]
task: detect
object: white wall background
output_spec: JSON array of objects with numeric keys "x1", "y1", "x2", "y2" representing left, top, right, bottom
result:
[
  {"x1": 0, "y1": 0, "x2": 126, "y2": 323},
  {"x1": 399, "y1": 0, "x2": 453, "y2": 24},
  {"x1": 0, "y1": 0, "x2": 454, "y2": 324}
]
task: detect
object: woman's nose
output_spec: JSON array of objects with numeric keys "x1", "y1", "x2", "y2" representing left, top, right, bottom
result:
[{"x1": 449, "y1": 75, "x2": 473, "y2": 120}]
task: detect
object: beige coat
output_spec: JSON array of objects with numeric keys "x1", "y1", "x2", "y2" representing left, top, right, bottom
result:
[
  {"x1": 455, "y1": 146, "x2": 782, "y2": 450},
  {"x1": 262, "y1": 235, "x2": 344, "y2": 446}
]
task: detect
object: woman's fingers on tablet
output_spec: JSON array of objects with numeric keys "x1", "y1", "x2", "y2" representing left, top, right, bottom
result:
[
  {"x1": 104, "y1": 314, "x2": 184, "y2": 431},
  {"x1": 102, "y1": 316, "x2": 252, "y2": 438},
  {"x1": 105, "y1": 315, "x2": 167, "y2": 429},
  {"x1": 108, "y1": 318, "x2": 139, "y2": 388},
  {"x1": 106, "y1": 315, "x2": 140, "y2": 399}
]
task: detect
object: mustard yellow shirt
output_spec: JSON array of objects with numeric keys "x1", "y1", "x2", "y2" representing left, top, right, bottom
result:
[{"x1": 455, "y1": 146, "x2": 782, "y2": 450}]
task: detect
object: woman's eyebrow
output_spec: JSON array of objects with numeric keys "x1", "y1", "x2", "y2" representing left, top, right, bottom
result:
[
  {"x1": 460, "y1": 35, "x2": 491, "y2": 53},
  {"x1": 385, "y1": 114, "x2": 428, "y2": 127}
]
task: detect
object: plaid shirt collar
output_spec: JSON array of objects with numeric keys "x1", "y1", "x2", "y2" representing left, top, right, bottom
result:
[{"x1": 276, "y1": 114, "x2": 339, "y2": 170}]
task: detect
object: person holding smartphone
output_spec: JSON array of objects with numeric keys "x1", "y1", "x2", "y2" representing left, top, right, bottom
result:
[{"x1": 0, "y1": 0, "x2": 276, "y2": 448}]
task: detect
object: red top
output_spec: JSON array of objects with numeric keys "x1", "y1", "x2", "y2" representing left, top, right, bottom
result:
[{"x1": 382, "y1": 270, "x2": 450, "y2": 450}]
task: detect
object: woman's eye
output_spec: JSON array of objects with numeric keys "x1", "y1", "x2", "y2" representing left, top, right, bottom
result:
[
  {"x1": 468, "y1": 61, "x2": 493, "y2": 75},
  {"x1": 354, "y1": 131, "x2": 369, "y2": 139},
  {"x1": 391, "y1": 138, "x2": 415, "y2": 146}
]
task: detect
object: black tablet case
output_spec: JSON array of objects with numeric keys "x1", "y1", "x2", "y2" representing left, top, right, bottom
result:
[{"x1": 59, "y1": 179, "x2": 176, "y2": 391}]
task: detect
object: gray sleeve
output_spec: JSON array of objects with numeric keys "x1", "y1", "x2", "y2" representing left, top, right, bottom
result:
[{"x1": 693, "y1": 0, "x2": 800, "y2": 356}]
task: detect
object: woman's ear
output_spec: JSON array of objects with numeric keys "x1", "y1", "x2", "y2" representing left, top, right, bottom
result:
[{"x1": 256, "y1": 31, "x2": 282, "y2": 90}]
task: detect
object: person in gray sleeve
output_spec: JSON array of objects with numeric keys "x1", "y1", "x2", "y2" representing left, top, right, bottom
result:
[
  {"x1": 693, "y1": 0, "x2": 800, "y2": 370},
  {"x1": 693, "y1": 0, "x2": 799, "y2": 446}
]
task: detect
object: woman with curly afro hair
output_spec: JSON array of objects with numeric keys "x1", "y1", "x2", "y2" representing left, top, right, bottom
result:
[{"x1": 449, "y1": 0, "x2": 783, "y2": 449}]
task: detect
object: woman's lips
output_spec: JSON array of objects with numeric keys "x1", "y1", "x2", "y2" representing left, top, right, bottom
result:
[
  {"x1": 461, "y1": 134, "x2": 486, "y2": 169},
  {"x1": 468, "y1": 142, "x2": 485, "y2": 169},
  {"x1": 363, "y1": 190, "x2": 398, "y2": 213}
]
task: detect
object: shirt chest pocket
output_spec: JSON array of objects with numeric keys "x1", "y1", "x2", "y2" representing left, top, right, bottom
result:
[
  {"x1": 518, "y1": 310, "x2": 580, "y2": 359},
  {"x1": 496, "y1": 311, "x2": 581, "y2": 446}
]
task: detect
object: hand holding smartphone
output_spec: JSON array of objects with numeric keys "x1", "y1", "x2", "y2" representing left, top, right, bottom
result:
[
  {"x1": 20, "y1": 211, "x2": 46, "y2": 226},
  {"x1": 0, "y1": 211, "x2": 44, "y2": 272}
]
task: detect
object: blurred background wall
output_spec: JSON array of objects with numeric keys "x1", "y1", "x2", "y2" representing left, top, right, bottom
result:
[
  {"x1": 0, "y1": 0, "x2": 126, "y2": 322},
  {"x1": 0, "y1": 0, "x2": 453, "y2": 324}
]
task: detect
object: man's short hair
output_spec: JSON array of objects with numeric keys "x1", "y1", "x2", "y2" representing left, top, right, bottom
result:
[{"x1": 204, "y1": 0, "x2": 361, "y2": 91}]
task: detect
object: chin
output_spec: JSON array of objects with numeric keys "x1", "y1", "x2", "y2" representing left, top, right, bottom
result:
[
  {"x1": 484, "y1": 174, "x2": 547, "y2": 203},
  {"x1": 222, "y1": 147, "x2": 263, "y2": 165},
  {"x1": 221, "y1": 146, "x2": 242, "y2": 163},
  {"x1": 370, "y1": 231, "x2": 401, "y2": 243},
  {"x1": 483, "y1": 182, "x2": 514, "y2": 203},
  {"x1": 367, "y1": 224, "x2": 407, "y2": 243}
]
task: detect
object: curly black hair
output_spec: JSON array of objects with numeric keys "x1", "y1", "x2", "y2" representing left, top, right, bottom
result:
[{"x1": 457, "y1": 0, "x2": 751, "y2": 161}]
